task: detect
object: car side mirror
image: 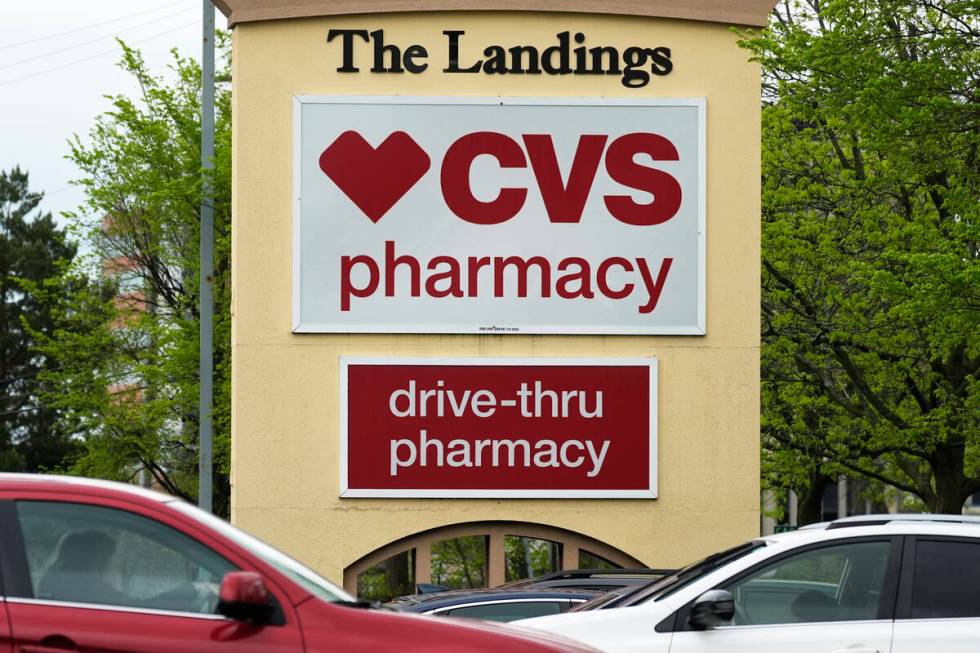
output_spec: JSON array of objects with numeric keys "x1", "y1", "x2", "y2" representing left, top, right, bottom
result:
[
  {"x1": 688, "y1": 589, "x2": 735, "y2": 630},
  {"x1": 217, "y1": 571, "x2": 274, "y2": 624}
]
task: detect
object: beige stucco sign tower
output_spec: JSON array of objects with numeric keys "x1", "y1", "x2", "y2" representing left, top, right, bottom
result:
[{"x1": 219, "y1": 0, "x2": 775, "y2": 594}]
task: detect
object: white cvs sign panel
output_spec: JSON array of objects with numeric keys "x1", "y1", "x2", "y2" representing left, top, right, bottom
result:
[{"x1": 293, "y1": 96, "x2": 705, "y2": 334}]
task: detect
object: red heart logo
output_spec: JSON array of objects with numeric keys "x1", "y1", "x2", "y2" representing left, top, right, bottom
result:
[{"x1": 318, "y1": 131, "x2": 431, "y2": 223}]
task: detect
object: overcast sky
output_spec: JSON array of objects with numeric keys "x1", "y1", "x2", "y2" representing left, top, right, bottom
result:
[{"x1": 1, "y1": 0, "x2": 228, "y2": 227}]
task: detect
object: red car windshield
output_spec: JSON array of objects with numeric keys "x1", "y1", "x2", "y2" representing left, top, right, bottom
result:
[{"x1": 172, "y1": 501, "x2": 354, "y2": 604}]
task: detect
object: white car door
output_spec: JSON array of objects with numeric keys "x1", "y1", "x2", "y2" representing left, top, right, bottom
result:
[
  {"x1": 669, "y1": 538, "x2": 898, "y2": 653},
  {"x1": 891, "y1": 536, "x2": 980, "y2": 653}
]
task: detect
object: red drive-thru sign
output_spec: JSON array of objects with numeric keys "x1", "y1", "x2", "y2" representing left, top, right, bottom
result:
[
  {"x1": 294, "y1": 96, "x2": 705, "y2": 335},
  {"x1": 340, "y1": 358, "x2": 658, "y2": 498}
]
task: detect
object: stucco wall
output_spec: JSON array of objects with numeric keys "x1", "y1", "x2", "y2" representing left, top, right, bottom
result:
[{"x1": 231, "y1": 10, "x2": 761, "y2": 583}]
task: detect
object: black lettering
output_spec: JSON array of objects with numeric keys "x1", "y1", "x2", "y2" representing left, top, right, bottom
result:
[
  {"x1": 621, "y1": 46, "x2": 651, "y2": 88},
  {"x1": 370, "y1": 29, "x2": 403, "y2": 73},
  {"x1": 404, "y1": 44, "x2": 429, "y2": 73},
  {"x1": 327, "y1": 29, "x2": 369, "y2": 72},
  {"x1": 482, "y1": 45, "x2": 509, "y2": 74},
  {"x1": 541, "y1": 31, "x2": 572, "y2": 75},
  {"x1": 651, "y1": 46, "x2": 672, "y2": 75},
  {"x1": 431, "y1": 30, "x2": 670, "y2": 84},
  {"x1": 589, "y1": 46, "x2": 621, "y2": 74},
  {"x1": 574, "y1": 43, "x2": 590, "y2": 73},
  {"x1": 443, "y1": 30, "x2": 481, "y2": 73},
  {"x1": 507, "y1": 45, "x2": 541, "y2": 74}
]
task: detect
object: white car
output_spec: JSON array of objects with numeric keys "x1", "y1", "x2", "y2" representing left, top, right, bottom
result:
[{"x1": 516, "y1": 515, "x2": 980, "y2": 652}]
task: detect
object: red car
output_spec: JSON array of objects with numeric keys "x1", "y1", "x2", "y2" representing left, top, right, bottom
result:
[{"x1": 0, "y1": 474, "x2": 596, "y2": 652}]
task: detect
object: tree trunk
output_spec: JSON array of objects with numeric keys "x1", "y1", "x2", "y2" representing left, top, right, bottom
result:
[
  {"x1": 797, "y1": 470, "x2": 832, "y2": 526},
  {"x1": 931, "y1": 490, "x2": 967, "y2": 514},
  {"x1": 929, "y1": 443, "x2": 973, "y2": 514}
]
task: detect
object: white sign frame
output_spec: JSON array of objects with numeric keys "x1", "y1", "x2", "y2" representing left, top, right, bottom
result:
[
  {"x1": 294, "y1": 96, "x2": 706, "y2": 335},
  {"x1": 339, "y1": 356, "x2": 658, "y2": 499}
]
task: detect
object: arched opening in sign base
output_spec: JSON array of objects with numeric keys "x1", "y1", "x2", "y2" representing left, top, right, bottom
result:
[{"x1": 343, "y1": 520, "x2": 647, "y2": 601}]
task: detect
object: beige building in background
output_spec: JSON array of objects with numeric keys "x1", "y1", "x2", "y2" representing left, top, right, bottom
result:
[{"x1": 219, "y1": 0, "x2": 773, "y2": 595}]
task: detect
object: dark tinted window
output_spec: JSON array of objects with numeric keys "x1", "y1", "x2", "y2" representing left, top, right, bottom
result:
[
  {"x1": 910, "y1": 539, "x2": 980, "y2": 619},
  {"x1": 570, "y1": 591, "x2": 625, "y2": 611},
  {"x1": 436, "y1": 600, "x2": 568, "y2": 621},
  {"x1": 442, "y1": 600, "x2": 564, "y2": 621},
  {"x1": 579, "y1": 550, "x2": 622, "y2": 570}
]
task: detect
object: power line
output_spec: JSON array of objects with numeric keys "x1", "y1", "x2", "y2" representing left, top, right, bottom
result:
[
  {"x1": 0, "y1": 0, "x2": 194, "y2": 52},
  {"x1": 0, "y1": 22, "x2": 199, "y2": 88},
  {"x1": 0, "y1": 9, "x2": 197, "y2": 72}
]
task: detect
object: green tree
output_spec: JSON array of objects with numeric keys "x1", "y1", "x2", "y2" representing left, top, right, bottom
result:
[
  {"x1": 32, "y1": 39, "x2": 232, "y2": 513},
  {"x1": 745, "y1": 1, "x2": 979, "y2": 515},
  {"x1": 0, "y1": 167, "x2": 80, "y2": 472},
  {"x1": 431, "y1": 536, "x2": 488, "y2": 589},
  {"x1": 505, "y1": 536, "x2": 560, "y2": 582}
]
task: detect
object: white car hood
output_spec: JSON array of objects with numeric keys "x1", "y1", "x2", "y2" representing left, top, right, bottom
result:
[{"x1": 515, "y1": 604, "x2": 672, "y2": 653}]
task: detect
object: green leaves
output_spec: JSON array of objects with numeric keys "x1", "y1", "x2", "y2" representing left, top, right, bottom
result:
[
  {"x1": 745, "y1": 0, "x2": 979, "y2": 514},
  {"x1": 34, "y1": 37, "x2": 233, "y2": 512}
]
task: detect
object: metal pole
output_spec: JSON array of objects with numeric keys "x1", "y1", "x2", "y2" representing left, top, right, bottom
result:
[
  {"x1": 837, "y1": 476, "x2": 848, "y2": 519},
  {"x1": 198, "y1": 0, "x2": 215, "y2": 512}
]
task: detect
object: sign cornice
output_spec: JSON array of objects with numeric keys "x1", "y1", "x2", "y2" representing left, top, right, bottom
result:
[{"x1": 214, "y1": 1, "x2": 777, "y2": 29}]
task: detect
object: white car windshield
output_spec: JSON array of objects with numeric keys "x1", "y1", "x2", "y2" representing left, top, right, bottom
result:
[
  {"x1": 172, "y1": 501, "x2": 355, "y2": 604},
  {"x1": 624, "y1": 540, "x2": 766, "y2": 605}
]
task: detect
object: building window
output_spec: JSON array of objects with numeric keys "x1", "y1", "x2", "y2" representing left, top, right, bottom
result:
[
  {"x1": 579, "y1": 549, "x2": 622, "y2": 569},
  {"x1": 343, "y1": 521, "x2": 646, "y2": 598},
  {"x1": 431, "y1": 535, "x2": 487, "y2": 590},
  {"x1": 505, "y1": 535, "x2": 561, "y2": 582},
  {"x1": 356, "y1": 548, "x2": 415, "y2": 602}
]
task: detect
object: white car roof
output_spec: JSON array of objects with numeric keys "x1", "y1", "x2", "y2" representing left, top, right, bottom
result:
[{"x1": 759, "y1": 514, "x2": 980, "y2": 548}]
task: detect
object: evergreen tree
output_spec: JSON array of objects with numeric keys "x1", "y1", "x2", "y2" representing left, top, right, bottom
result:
[{"x1": 0, "y1": 167, "x2": 80, "y2": 472}]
